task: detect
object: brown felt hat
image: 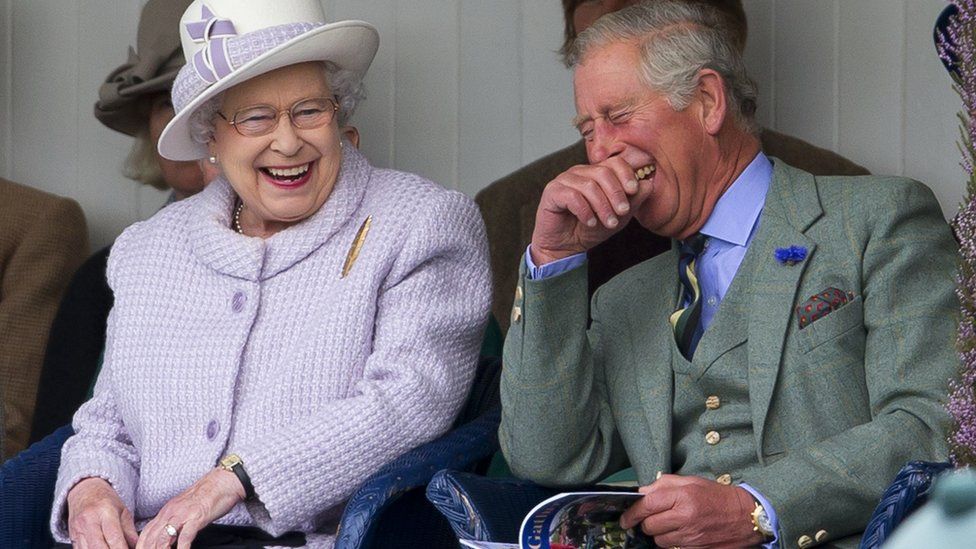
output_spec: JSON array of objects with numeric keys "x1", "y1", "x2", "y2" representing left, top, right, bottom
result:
[{"x1": 94, "y1": 0, "x2": 193, "y2": 136}]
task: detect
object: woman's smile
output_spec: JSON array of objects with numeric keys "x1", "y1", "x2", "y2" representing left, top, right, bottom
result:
[{"x1": 260, "y1": 160, "x2": 316, "y2": 189}]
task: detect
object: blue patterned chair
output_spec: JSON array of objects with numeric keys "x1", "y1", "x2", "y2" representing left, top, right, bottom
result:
[
  {"x1": 858, "y1": 460, "x2": 953, "y2": 549},
  {"x1": 426, "y1": 470, "x2": 558, "y2": 543},
  {"x1": 0, "y1": 357, "x2": 503, "y2": 549}
]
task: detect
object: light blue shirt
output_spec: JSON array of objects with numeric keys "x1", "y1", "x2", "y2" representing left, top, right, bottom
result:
[{"x1": 525, "y1": 152, "x2": 780, "y2": 547}]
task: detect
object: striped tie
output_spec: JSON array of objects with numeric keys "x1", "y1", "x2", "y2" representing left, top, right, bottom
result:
[{"x1": 670, "y1": 233, "x2": 708, "y2": 360}]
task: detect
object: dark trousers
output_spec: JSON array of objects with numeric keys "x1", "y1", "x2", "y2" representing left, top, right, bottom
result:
[{"x1": 53, "y1": 524, "x2": 306, "y2": 548}]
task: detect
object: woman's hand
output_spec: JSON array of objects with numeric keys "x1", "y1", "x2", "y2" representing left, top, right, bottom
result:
[
  {"x1": 67, "y1": 477, "x2": 139, "y2": 549},
  {"x1": 136, "y1": 468, "x2": 245, "y2": 549}
]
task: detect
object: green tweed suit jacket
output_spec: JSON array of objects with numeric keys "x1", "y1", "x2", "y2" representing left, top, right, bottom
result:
[{"x1": 499, "y1": 160, "x2": 958, "y2": 548}]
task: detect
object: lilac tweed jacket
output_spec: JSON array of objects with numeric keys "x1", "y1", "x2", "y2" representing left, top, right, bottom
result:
[{"x1": 51, "y1": 145, "x2": 490, "y2": 545}]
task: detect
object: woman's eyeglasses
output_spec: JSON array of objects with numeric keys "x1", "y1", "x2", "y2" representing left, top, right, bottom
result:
[{"x1": 218, "y1": 97, "x2": 338, "y2": 137}]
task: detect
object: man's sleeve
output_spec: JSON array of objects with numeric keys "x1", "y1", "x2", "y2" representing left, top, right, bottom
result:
[{"x1": 499, "y1": 255, "x2": 628, "y2": 486}]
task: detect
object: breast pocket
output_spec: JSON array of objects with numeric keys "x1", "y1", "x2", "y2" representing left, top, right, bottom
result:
[{"x1": 796, "y1": 295, "x2": 864, "y2": 353}]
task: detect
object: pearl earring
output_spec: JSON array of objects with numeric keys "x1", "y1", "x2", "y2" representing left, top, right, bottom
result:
[{"x1": 208, "y1": 155, "x2": 217, "y2": 164}]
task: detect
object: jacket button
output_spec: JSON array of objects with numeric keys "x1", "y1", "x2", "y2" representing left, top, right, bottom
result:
[
  {"x1": 815, "y1": 530, "x2": 828, "y2": 542},
  {"x1": 716, "y1": 473, "x2": 732, "y2": 485},
  {"x1": 206, "y1": 419, "x2": 219, "y2": 440},
  {"x1": 515, "y1": 285, "x2": 523, "y2": 302},
  {"x1": 511, "y1": 306, "x2": 522, "y2": 324},
  {"x1": 798, "y1": 534, "x2": 814, "y2": 548},
  {"x1": 705, "y1": 395, "x2": 721, "y2": 410},
  {"x1": 705, "y1": 431, "x2": 721, "y2": 445},
  {"x1": 232, "y1": 291, "x2": 247, "y2": 312}
]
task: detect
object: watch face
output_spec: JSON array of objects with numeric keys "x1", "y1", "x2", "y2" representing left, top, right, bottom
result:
[{"x1": 757, "y1": 509, "x2": 773, "y2": 534}]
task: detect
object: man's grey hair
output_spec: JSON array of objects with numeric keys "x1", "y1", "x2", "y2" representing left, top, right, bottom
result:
[
  {"x1": 188, "y1": 61, "x2": 366, "y2": 144},
  {"x1": 568, "y1": 0, "x2": 759, "y2": 134}
]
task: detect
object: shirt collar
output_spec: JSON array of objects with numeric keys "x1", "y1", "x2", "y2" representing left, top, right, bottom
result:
[{"x1": 699, "y1": 151, "x2": 772, "y2": 247}]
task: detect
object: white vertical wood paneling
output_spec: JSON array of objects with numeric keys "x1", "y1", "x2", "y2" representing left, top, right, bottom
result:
[
  {"x1": 771, "y1": 0, "x2": 836, "y2": 150},
  {"x1": 0, "y1": 1, "x2": 965, "y2": 249},
  {"x1": 458, "y1": 0, "x2": 522, "y2": 197},
  {"x1": 837, "y1": 0, "x2": 905, "y2": 175},
  {"x1": 332, "y1": 0, "x2": 396, "y2": 170},
  {"x1": 742, "y1": 0, "x2": 773, "y2": 128},
  {"x1": 1, "y1": 0, "x2": 11, "y2": 179},
  {"x1": 520, "y1": 0, "x2": 577, "y2": 165},
  {"x1": 905, "y1": 0, "x2": 966, "y2": 215},
  {"x1": 10, "y1": 2, "x2": 80, "y2": 199},
  {"x1": 393, "y1": 0, "x2": 459, "y2": 190}
]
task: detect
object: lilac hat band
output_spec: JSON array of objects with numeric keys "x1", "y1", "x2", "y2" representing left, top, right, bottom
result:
[
  {"x1": 186, "y1": 5, "x2": 237, "y2": 84},
  {"x1": 171, "y1": 21, "x2": 321, "y2": 114}
]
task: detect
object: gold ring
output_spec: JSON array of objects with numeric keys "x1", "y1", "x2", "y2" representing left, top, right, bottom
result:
[{"x1": 165, "y1": 524, "x2": 178, "y2": 537}]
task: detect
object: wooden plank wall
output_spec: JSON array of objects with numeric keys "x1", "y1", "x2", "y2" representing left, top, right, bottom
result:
[{"x1": 0, "y1": 0, "x2": 964, "y2": 249}]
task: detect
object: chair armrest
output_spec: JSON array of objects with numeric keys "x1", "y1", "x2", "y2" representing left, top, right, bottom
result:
[
  {"x1": 0, "y1": 424, "x2": 74, "y2": 547},
  {"x1": 425, "y1": 470, "x2": 560, "y2": 542},
  {"x1": 858, "y1": 460, "x2": 953, "y2": 549},
  {"x1": 335, "y1": 408, "x2": 501, "y2": 549}
]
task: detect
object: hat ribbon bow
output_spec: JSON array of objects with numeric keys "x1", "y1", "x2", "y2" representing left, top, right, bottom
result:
[{"x1": 185, "y1": 4, "x2": 238, "y2": 84}]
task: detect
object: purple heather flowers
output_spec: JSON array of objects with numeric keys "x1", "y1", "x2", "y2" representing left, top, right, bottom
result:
[{"x1": 940, "y1": 0, "x2": 976, "y2": 467}]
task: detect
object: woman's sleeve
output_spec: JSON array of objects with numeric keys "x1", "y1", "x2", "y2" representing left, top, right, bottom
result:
[
  {"x1": 237, "y1": 190, "x2": 491, "y2": 535},
  {"x1": 48, "y1": 234, "x2": 140, "y2": 543}
]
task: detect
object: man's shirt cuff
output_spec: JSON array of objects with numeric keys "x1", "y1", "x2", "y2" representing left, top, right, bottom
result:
[
  {"x1": 740, "y1": 483, "x2": 780, "y2": 549},
  {"x1": 524, "y1": 245, "x2": 586, "y2": 280}
]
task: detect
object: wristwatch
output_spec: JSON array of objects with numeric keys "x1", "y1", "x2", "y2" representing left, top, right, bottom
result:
[
  {"x1": 750, "y1": 501, "x2": 774, "y2": 539},
  {"x1": 219, "y1": 453, "x2": 256, "y2": 500}
]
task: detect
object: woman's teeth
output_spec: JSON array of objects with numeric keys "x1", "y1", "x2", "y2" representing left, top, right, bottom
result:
[
  {"x1": 265, "y1": 164, "x2": 310, "y2": 179},
  {"x1": 635, "y1": 165, "x2": 656, "y2": 181}
]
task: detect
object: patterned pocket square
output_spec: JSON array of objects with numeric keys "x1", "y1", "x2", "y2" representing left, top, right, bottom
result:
[{"x1": 796, "y1": 287, "x2": 855, "y2": 329}]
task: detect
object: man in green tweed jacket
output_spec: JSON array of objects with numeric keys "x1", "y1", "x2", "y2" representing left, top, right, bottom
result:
[{"x1": 499, "y1": 2, "x2": 958, "y2": 548}]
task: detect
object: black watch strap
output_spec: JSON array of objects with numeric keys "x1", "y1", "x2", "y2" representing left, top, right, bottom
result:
[{"x1": 220, "y1": 454, "x2": 256, "y2": 500}]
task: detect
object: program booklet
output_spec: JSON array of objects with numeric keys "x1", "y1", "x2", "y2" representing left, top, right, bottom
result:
[{"x1": 458, "y1": 491, "x2": 653, "y2": 549}]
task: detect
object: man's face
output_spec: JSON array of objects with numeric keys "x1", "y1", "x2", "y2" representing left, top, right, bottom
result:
[
  {"x1": 573, "y1": 41, "x2": 712, "y2": 239},
  {"x1": 573, "y1": 0, "x2": 640, "y2": 36}
]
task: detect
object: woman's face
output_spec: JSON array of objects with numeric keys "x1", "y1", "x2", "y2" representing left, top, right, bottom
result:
[
  {"x1": 148, "y1": 94, "x2": 207, "y2": 200},
  {"x1": 210, "y1": 62, "x2": 342, "y2": 236}
]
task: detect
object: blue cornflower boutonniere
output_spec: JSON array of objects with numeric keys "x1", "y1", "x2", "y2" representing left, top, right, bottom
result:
[{"x1": 775, "y1": 245, "x2": 807, "y2": 266}]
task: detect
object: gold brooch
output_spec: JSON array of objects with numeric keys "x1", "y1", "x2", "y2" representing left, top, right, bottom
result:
[{"x1": 341, "y1": 215, "x2": 372, "y2": 278}]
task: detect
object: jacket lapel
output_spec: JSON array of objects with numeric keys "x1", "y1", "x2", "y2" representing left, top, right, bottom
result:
[{"x1": 746, "y1": 160, "x2": 822, "y2": 456}]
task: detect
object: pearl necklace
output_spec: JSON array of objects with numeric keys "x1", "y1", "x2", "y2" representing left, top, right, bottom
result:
[{"x1": 233, "y1": 200, "x2": 245, "y2": 234}]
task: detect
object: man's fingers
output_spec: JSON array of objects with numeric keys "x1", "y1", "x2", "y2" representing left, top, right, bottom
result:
[
  {"x1": 620, "y1": 495, "x2": 656, "y2": 529},
  {"x1": 581, "y1": 164, "x2": 633, "y2": 216},
  {"x1": 636, "y1": 508, "x2": 685, "y2": 537},
  {"x1": 573, "y1": 178, "x2": 622, "y2": 228},
  {"x1": 598, "y1": 156, "x2": 643, "y2": 196},
  {"x1": 619, "y1": 483, "x2": 676, "y2": 529}
]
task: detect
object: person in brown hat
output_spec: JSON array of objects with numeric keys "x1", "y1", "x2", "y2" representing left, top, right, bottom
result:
[{"x1": 95, "y1": 0, "x2": 208, "y2": 199}]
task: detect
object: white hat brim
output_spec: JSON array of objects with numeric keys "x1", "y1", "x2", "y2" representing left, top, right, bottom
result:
[{"x1": 158, "y1": 20, "x2": 378, "y2": 161}]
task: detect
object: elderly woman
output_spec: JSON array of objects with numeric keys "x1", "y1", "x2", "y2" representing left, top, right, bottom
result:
[{"x1": 50, "y1": 1, "x2": 490, "y2": 547}]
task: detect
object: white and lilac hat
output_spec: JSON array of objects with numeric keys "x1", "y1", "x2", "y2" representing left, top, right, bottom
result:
[{"x1": 158, "y1": 0, "x2": 378, "y2": 160}]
